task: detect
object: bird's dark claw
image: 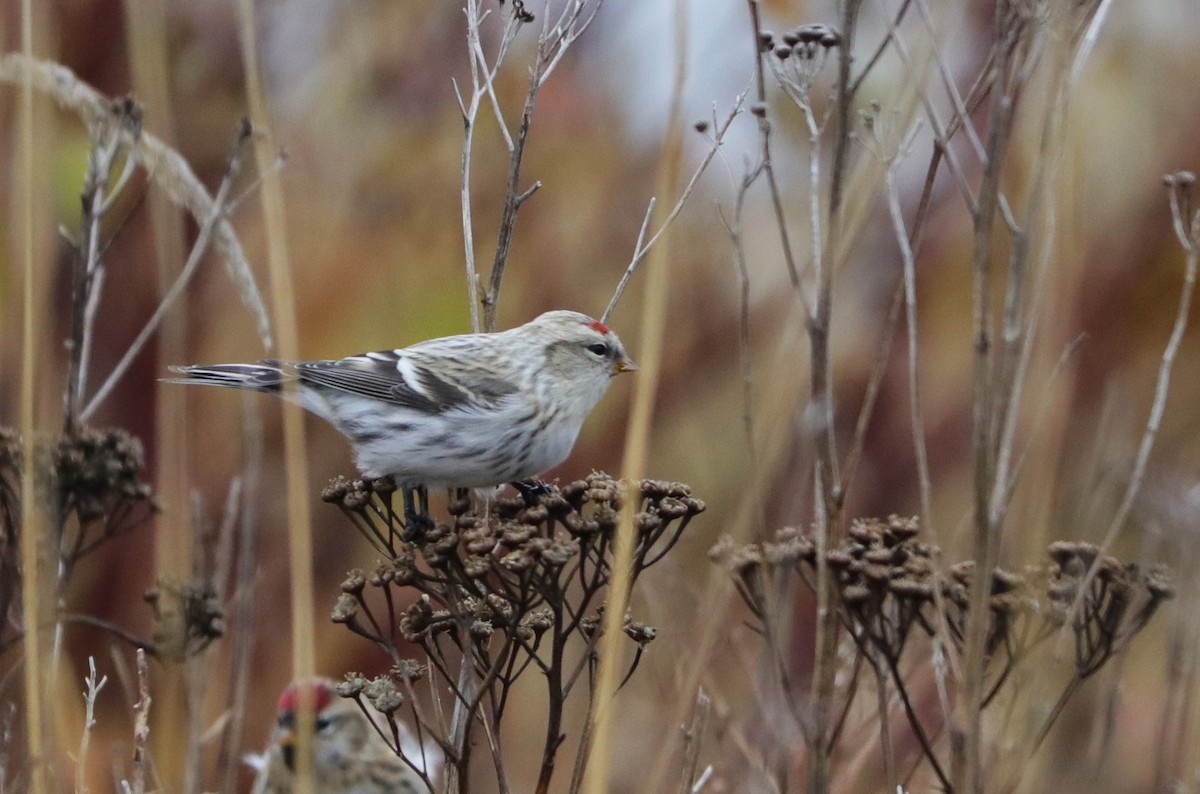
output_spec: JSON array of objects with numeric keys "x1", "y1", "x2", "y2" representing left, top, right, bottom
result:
[
  {"x1": 511, "y1": 479, "x2": 551, "y2": 506},
  {"x1": 401, "y1": 486, "x2": 434, "y2": 540}
]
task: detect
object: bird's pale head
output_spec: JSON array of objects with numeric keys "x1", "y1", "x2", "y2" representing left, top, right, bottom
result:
[{"x1": 528, "y1": 311, "x2": 637, "y2": 385}]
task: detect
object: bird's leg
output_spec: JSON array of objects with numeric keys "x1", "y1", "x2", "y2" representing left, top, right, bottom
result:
[
  {"x1": 402, "y1": 486, "x2": 433, "y2": 540},
  {"x1": 511, "y1": 478, "x2": 551, "y2": 507}
]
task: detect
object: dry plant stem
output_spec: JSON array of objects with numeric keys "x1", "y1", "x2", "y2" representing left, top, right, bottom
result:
[
  {"x1": 216, "y1": 411, "x2": 262, "y2": 794},
  {"x1": 124, "y1": 11, "x2": 194, "y2": 786},
  {"x1": 583, "y1": 0, "x2": 688, "y2": 789},
  {"x1": 721, "y1": 185, "x2": 765, "y2": 538},
  {"x1": 806, "y1": 4, "x2": 860, "y2": 791},
  {"x1": 458, "y1": 0, "x2": 520, "y2": 333},
  {"x1": 601, "y1": 199, "x2": 654, "y2": 324},
  {"x1": 1153, "y1": 571, "x2": 1198, "y2": 791},
  {"x1": 841, "y1": 97, "x2": 955, "y2": 503},
  {"x1": 0, "y1": 55, "x2": 271, "y2": 345},
  {"x1": 987, "y1": 46, "x2": 1075, "y2": 521},
  {"x1": 66, "y1": 126, "x2": 122, "y2": 431},
  {"x1": 129, "y1": 648, "x2": 151, "y2": 794},
  {"x1": 886, "y1": 141, "x2": 937, "y2": 563},
  {"x1": 848, "y1": 0, "x2": 913, "y2": 96},
  {"x1": 867, "y1": 653, "x2": 895, "y2": 790},
  {"x1": 807, "y1": 472, "x2": 836, "y2": 793},
  {"x1": 17, "y1": 2, "x2": 48, "y2": 791},
  {"x1": 601, "y1": 95, "x2": 743, "y2": 324},
  {"x1": 677, "y1": 690, "x2": 711, "y2": 794},
  {"x1": 482, "y1": 30, "x2": 545, "y2": 332},
  {"x1": 76, "y1": 658, "x2": 107, "y2": 794},
  {"x1": 81, "y1": 125, "x2": 250, "y2": 421},
  {"x1": 234, "y1": 5, "x2": 318, "y2": 794},
  {"x1": 887, "y1": 21, "x2": 978, "y2": 214},
  {"x1": 1067, "y1": 186, "x2": 1198, "y2": 614},
  {"x1": 747, "y1": 0, "x2": 803, "y2": 294},
  {"x1": 840, "y1": 282, "x2": 901, "y2": 498},
  {"x1": 958, "y1": 32, "x2": 1018, "y2": 794}
]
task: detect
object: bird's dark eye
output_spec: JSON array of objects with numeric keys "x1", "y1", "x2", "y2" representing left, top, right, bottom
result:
[
  {"x1": 315, "y1": 715, "x2": 333, "y2": 732},
  {"x1": 587, "y1": 343, "x2": 610, "y2": 356}
]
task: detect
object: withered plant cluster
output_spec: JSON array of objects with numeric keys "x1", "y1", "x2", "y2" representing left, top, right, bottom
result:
[
  {"x1": 0, "y1": 424, "x2": 163, "y2": 650},
  {"x1": 713, "y1": 518, "x2": 1174, "y2": 790},
  {"x1": 0, "y1": 54, "x2": 274, "y2": 790},
  {"x1": 703, "y1": 0, "x2": 1200, "y2": 789},
  {"x1": 322, "y1": 473, "x2": 705, "y2": 793}
]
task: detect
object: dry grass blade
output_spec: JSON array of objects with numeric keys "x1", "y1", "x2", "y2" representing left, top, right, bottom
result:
[
  {"x1": 234, "y1": 5, "x2": 316, "y2": 794},
  {"x1": 583, "y1": 0, "x2": 690, "y2": 788},
  {"x1": 17, "y1": 3, "x2": 48, "y2": 792},
  {"x1": 0, "y1": 53, "x2": 272, "y2": 348}
]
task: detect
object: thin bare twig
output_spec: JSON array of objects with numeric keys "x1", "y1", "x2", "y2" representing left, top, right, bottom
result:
[
  {"x1": 747, "y1": 0, "x2": 804, "y2": 296},
  {"x1": 885, "y1": 123, "x2": 937, "y2": 559},
  {"x1": 129, "y1": 649, "x2": 151, "y2": 794},
  {"x1": 677, "y1": 690, "x2": 711, "y2": 794},
  {"x1": 1065, "y1": 178, "x2": 1198, "y2": 631},
  {"x1": 75, "y1": 658, "x2": 108, "y2": 794},
  {"x1": 602, "y1": 94, "x2": 746, "y2": 323},
  {"x1": 81, "y1": 121, "x2": 253, "y2": 421}
]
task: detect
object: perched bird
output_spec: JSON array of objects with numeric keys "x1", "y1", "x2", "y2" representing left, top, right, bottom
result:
[
  {"x1": 171, "y1": 310, "x2": 636, "y2": 526},
  {"x1": 250, "y1": 678, "x2": 429, "y2": 794}
]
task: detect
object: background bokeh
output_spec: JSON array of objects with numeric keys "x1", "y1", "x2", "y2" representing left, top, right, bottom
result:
[{"x1": 2, "y1": 0, "x2": 1199, "y2": 791}]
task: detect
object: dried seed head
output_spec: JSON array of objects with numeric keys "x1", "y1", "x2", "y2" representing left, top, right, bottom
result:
[
  {"x1": 363, "y1": 676, "x2": 404, "y2": 714},
  {"x1": 842, "y1": 584, "x2": 872, "y2": 604},
  {"x1": 624, "y1": 621, "x2": 657, "y2": 645},
  {"x1": 391, "y1": 659, "x2": 426, "y2": 683},
  {"x1": 1163, "y1": 170, "x2": 1196, "y2": 187},
  {"x1": 49, "y1": 427, "x2": 154, "y2": 521},
  {"x1": 463, "y1": 555, "x2": 490, "y2": 578},
  {"x1": 337, "y1": 673, "x2": 368, "y2": 698},
  {"x1": 340, "y1": 569, "x2": 367, "y2": 595},
  {"x1": 331, "y1": 593, "x2": 359, "y2": 623}
]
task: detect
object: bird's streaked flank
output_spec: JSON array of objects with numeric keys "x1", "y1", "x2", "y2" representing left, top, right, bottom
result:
[{"x1": 170, "y1": 310, "x2": 636, "y2": 529}]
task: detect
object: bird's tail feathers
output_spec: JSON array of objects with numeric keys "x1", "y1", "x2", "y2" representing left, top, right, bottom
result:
[{"x1": 165, "y1": 362, "x2": 292, "y2": 391}]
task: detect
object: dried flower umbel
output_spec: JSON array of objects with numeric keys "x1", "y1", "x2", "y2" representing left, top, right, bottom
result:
[
  {"x1": 1, "y1": 426, "x2": 163, "y2": 660},
  {"x1": 38, "y1": 427, "x2": 157, "y2": 580},
  {"x1": 325, "y1": 472, "x2": 704, "y2": 793},
  {"x1": 712, "y1": 518, "x2": 1173, "y2": 790},
  {"x1": 144, "y1": 579, "x2": 225, "y2": 663}
]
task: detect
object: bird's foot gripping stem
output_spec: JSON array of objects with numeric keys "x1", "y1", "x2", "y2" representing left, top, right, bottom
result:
[
  {"x1": 511, "y1": 479, "x2": 551, "y2": 507},
  {"x1": 401, "y1": 485, "x2": 434, "y2": 540}
]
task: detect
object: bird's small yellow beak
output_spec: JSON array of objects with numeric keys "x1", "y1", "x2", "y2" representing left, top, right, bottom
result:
[
  {"x1": 612, "y1": 356, "x2": 638, "y2": 374},
  {"x1": 278, "y1": 729, "x2": 297, "y2": 770}
]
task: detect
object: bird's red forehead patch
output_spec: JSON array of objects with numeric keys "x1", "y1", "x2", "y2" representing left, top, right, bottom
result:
[
  {"x1": 587, "y1": 319, "x2": 610, "y2": 335},
  {"x1": 278, "y1": 680, "x2": 333, "y2": 714}
]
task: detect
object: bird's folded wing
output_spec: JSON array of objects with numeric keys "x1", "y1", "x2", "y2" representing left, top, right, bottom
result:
[{"x1": 294, "y1": 351, "x2": 520, "y2": 414}]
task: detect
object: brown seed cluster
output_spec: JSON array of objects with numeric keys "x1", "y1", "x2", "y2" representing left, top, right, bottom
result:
[
  {"x1": 1045, "y1": 540, "x2": 1174, "y2": 676},
  {"x1": 144, "y1": 579, "x2": 224, "y2": 662},
  {"x1": 760, "y1": 23, "x2": 842, "y2": 60},
  {"x1": 712, "y1": 518, "x2": 1172, "y2": 681},
  {"x1": 42, "y1": 427, "x2": 155, "y2": 526},
  {"x1": 326, "y1": 472, "x2": 705, "y2": 743}
]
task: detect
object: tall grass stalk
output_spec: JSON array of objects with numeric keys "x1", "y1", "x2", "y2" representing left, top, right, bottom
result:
[
  {"x1": 234, "y1": 4, "x2": 318, "y2": 794},
  {"x1": 17, "y1": 0, "x2": 45, "y2": 790},
  {"x1": 583, "y1": 0, "x2": 689, "y2": 791},
  {"x1": 123, "y1": 1, "x2": 193, "y2": 787}
]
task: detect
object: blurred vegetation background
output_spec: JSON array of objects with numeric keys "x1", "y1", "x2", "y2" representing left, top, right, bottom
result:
[{"x1": 2, "y1": 0, "x2": 1199, "y2": 791}]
